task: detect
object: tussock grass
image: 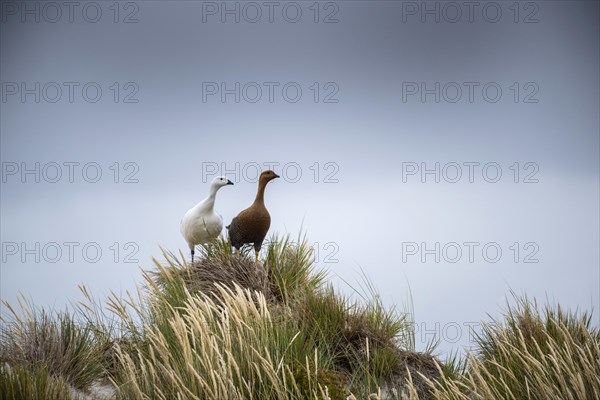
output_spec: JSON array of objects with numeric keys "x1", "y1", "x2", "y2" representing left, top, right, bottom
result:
[
  {"x1": 423, "y1": 294, "x2": 600, "y2": 400},
  {"x1": 111, "y1": 233, "x2": 416, "y2": 399},
  {"x1": 112, "y1": 283, "x2": 329, "y2": 399},
  {"x1": 0, "y1": 298, "x2": 106, "y2": 393},
  {"x1": 0, "y1": 363, "x2": 75, "y2": 400},
  {"x1": 155, "y1": 235, "x2": 327, "y2": 307},
  {"x1": 1, "y1": 234, "x2": 598, "y2": 400}
]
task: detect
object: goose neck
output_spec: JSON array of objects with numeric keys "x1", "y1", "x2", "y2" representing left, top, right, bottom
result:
[
  {"x1": 203, "y1": 185, "x2": 220, "y2": 209},
  {"x1": 253, "y1": 179, "x2": 268, "y2": 205}
]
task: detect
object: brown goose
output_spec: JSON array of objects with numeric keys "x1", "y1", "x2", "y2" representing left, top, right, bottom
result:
[{"x1": 227, "y1": 170, "x2": 279, "y2": 262}]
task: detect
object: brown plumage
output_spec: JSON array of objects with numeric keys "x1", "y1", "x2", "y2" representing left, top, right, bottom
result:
[{"x1": 227, "y1": 170, "x2": 279, "y2": 262}]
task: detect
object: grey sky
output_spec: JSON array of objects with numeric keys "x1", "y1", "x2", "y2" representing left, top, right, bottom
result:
[{"x1": 1, "y1": 1, "x2": 598, "y2": 355}]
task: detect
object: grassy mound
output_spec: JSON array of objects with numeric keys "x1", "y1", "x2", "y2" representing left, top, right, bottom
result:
[
  {"x1": 0, "y1": 301, "x2": 107, "y2": 400},
  {"x1": 114, "y1": 235, "x2": 431, "y2": 399},
  {"x1": 1, "y1": 234, "x2": 599, "y2": 399},
  {"x1": 427, "y1": 295, "x2": 600, "y2": 400},
  {"x1": 0, "y1": 363, "x2": 75, "y2": 400}
]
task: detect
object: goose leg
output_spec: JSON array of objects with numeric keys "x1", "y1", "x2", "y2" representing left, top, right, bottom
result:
[
  {"x1": 191, "y1": 248, "x2": 195, "y2": 264},
  {"x1": 254, "y1": 242, "x2": 262, "y2": 264}
]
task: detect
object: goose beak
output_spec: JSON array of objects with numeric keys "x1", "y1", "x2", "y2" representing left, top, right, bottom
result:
[
  {"x1": 226, "y1": 179, "x2": 234, "y2": 185},
  {"x1": 273, "y1": 173, "x2": 280, "y2": 179}
]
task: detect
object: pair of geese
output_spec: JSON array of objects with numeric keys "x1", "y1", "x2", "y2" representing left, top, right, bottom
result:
[{"x1": 180, "y1": 170, "x2": 279, "y2": 264}]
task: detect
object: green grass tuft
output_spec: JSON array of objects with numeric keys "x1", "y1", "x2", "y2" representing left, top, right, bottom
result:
[
  {"x1": 426, "y1": 293, "x2": 600, "y2": 400},
  {"x1": 0, "y1": 298, "x2": 107, "y2": 392},
  {"x1": 0, "y1": 363, "x2": 75, "y2": 400},
  {"x1": 2, "y1": 234, "x2": 598, "y2": 400}
]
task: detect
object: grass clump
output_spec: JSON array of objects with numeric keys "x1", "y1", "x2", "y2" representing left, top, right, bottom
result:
[
  {"x1": 110, "y1": 233, "x2": 418, "y2": 399},
  {"x1": 0, "y1": 299, "x2": 107, "y2": 394},
  {"x1": 426, "y1": 294, "x2": 600, "y2": 400},
  {"x1": 2, "y1": 233, "x2": 598, "y2": 400},
  {"x1": 111, "y1": 283, "x2": 327, "y2": 399},
  {"x1": 0, "y1": 363, "x2": 74, "y2": 400}
]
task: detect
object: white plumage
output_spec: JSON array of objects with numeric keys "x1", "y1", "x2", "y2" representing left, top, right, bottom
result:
[{"x1": 181, "y1": 176, "x2": 233, "y2": 263}]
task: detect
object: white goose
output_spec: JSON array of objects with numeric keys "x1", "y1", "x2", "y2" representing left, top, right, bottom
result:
[{"x1": 181, "y1": 176, "x2": 233, "y2": 263}]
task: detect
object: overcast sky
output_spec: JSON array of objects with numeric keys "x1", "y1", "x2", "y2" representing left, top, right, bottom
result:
[{"x1": 1, "y1": 1, "x2": 598, "y2": 356}]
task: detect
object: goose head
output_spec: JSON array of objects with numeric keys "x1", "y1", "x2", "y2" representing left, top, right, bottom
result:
[
  {"x1": 211, "y1": 176, "x2": 234, "y2": 189},
  {"x1": 259, "y1": 170, "x2": 280, "y2": 184}
]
